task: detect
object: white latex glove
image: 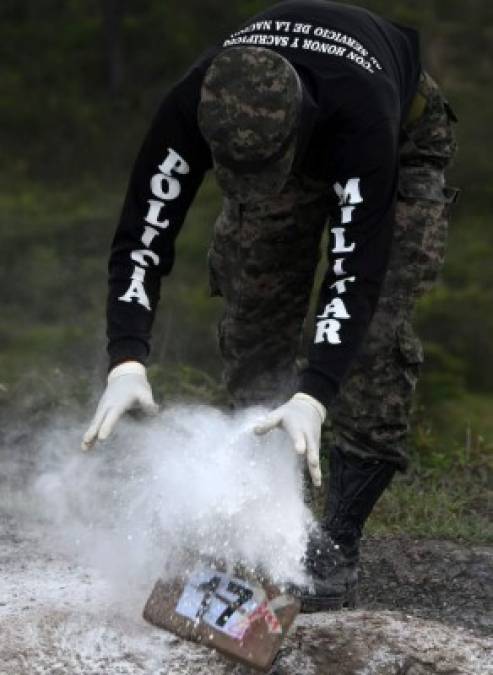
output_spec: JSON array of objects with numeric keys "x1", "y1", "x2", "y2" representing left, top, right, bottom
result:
[
  {"x1": 254, "y1": 393, "x2": 326, "y2": 487},
  {"x1": 81, "y1": 361, "x2": 158, "y2": 450}
]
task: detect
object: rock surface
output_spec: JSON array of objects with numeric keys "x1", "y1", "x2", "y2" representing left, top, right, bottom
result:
[
  {"x1": 1, "y1": 430, "x2": 491, "y2": 674},
  {"x1": 271, "y1": 612, "x2": 492, "y2": 675},
  {"x1": 359, "y1": 537, "x2": 493, "y2": 636},
  {"x1": 1, "y1": 512, "x2": 491, "y2": 675}
]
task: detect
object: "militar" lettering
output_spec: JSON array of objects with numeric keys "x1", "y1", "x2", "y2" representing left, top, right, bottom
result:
[{"x1": 315, "y1": 178, "x2": 362, "y2": 345}]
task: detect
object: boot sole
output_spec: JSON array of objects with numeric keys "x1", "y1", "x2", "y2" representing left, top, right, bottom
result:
[{"x1": 300, "y1": 588, "x2": 358, "y2": 613}]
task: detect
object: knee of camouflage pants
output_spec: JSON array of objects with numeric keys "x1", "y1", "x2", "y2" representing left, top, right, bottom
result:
[{"x1": 329, "y1": 72, "x2": 459, "y2": 469}]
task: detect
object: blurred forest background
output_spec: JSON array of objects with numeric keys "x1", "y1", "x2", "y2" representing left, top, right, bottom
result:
[{"x1": 1, "y1": 1, "x2": 491, "y2": 539}]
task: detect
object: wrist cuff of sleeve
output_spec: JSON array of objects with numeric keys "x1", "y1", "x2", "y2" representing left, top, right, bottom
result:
[
  {"x1": 108, "y1": 338, "x2": 149, "y2": 372},
  {"x1": 108, "y1": 361, "x2": 146, "y2": 382},
  {"x1": 299, "y1": 371, "x2": 338, "y2": 411},
  {"x1": 293, "y1": 392, "x2": 327, "y2": 423}
]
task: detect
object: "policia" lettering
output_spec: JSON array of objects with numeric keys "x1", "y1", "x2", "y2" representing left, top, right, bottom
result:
[{"x1": 119, "y1": 148, "x2": 190, "y2": 310}]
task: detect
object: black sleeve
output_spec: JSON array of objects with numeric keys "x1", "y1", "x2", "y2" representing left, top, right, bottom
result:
[
  {"x1": 106, "y1": 64, "x2": 213, "y2": 369},
  {"x1": 299, "y1": 119, "x2": 399, "y2": 408}
]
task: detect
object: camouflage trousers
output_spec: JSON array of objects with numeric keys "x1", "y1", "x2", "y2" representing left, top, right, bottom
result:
[{"x1": 208, "y1": 73, "x2": 458, "y2": 469}]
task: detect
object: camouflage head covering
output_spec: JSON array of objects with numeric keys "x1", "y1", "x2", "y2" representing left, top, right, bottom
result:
[{"x1": 198, "y1": 47, "x2": 302, "y2": 202}]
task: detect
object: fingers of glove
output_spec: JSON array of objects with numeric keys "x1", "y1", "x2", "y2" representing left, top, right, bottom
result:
[
  {"x1": 293, "y1": 429, "x2": 307, "y2": 455},
  {"x1": 142, "y1": 401, "x2": 159, "y2": 416},
  {"x1": 254, "y1": 410, "x2": 284, "y2": 435},
  {"x1": 137, "y1": 388, "x2": 159, "y2": 415},
  {"x1": 283, "y1": 417, "x2": 307, "y2": 455},
  {"x1": 306, "y1": 437, "x2": 322, "y2": 487},
  {"x1": 98, "y1": 404, "x2": 127, "y2": 441},
  {"x1": 81, "y1": 402, "x2": 109, "y2": 451}
]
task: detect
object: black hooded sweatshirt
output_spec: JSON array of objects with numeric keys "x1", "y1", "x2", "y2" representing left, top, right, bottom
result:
[{"x1": 107, "y1": 0, "x2": 421, "y2": 408}]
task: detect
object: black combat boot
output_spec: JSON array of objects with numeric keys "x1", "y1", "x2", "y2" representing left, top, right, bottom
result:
[{"x1": 294, "y1": 447, "x2": 397, "y2": 612}]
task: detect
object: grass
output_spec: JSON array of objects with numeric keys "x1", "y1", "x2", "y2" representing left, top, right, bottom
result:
[
  {"x1": 369, "y1": 473, "x2": 492, "y2": 542},
  {"x1": 367, "y1": 391, "x2": 493, "y2": 543},
  {"x1": 312, "y1": 389, "x2": 493, "y2": 544}
]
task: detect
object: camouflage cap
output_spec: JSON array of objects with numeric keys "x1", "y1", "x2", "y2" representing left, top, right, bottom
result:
[{"x1": 198, "y1": 47, "x2": 302, "y2": 202}]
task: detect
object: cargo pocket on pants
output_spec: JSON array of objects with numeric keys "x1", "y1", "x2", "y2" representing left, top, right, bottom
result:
[{"x1": 397, "y1": 174, "x2": 460, "y2": 292}]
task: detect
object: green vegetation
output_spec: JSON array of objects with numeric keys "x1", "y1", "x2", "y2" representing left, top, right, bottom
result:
[
  {"x1": 370, "y1": 392, "x2": 493, "y2": 542},
  {"x1": 1, "y1": 1, "x2": 491, "y2": 542}
]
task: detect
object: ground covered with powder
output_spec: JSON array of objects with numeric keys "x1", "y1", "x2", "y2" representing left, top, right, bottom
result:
[
  {"x1": 1, "y1": 409, "x2": 491, "y2": 673},
  {"x1": 1, "y1": 511, "x2": 491, "y2": 674}
]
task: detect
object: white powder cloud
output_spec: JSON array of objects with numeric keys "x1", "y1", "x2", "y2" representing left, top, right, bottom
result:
[{"x1": 29, "y1": 405, "x2": 314, "y2": 599}]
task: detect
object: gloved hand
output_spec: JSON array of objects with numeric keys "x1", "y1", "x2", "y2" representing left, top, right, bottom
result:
[
  {"x1": 254, "y1": 393, "x2": 326, "y2": 487},
  {"x1": 81, "y1": 361, "x2": 158, "y2": 450}
]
